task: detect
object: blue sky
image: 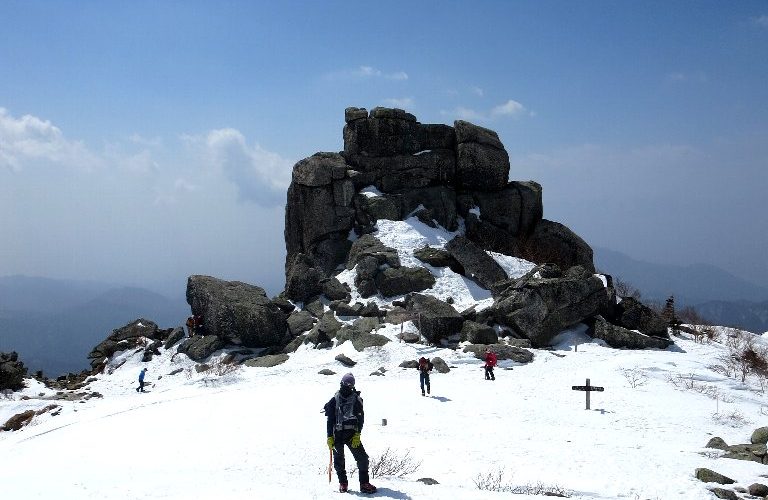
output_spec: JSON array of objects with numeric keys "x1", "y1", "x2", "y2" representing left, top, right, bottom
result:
[{"x1": 1, "y1": 1, "x2": 767, "y2": 297}]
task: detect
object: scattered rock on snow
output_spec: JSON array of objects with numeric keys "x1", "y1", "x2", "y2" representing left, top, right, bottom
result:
[
  {"x1": 695, "y1": 468, "x2": 735, "y2": 484},
  {"x1": 335, "y1": 354, "x2": 356, "y2": 367}
]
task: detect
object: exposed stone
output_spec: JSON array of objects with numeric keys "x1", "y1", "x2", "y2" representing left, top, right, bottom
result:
[
  {"x1": 413, "y1": 246, "x2": 462, "y2": 271},
  {"x1": 431, "y1": 357, "x2": 450, "y2": 373},
  {"x1": 705, "y1": 437, "x2": 729, "y2": 450},
  {"x1": 330, "y1": 301, "x2": 364, "y2": 317},
  {"x1": 397, "y1": 332, "x2": 421, "y2": 343},
  {"x1": 522, "y1": 219, "x2": 595, "y2": 272},
  {"x1": 0, "y1": 352, "x2": 27, "y2": 391},
  {"x1": 464, "y1": 181, "x2": 543, "y2": 236},
  {"x1": 285, "y1": 253, "x2": 324, "y2": 302},
  {"x1": 752, "y1": 426, "x2": 768, "y2": 444},
  {"x1": 244, "y1": 354, "x2": 289, "y2": 368},
  {"x1": 176, "y1": 335, "x2": 226, "y2": 362},
  {"x1": 722, "y1": 443, "x2": 767, "y2": 463},
  {"x1": 292, "y1": 152, "x2": 345, "y2": 187},
  {"x1": 322, "y1": 277, "x2": 351, "y2": 301},
  {"x1": 446, "y1": 236, "x2": 507, "y2": 289},
  {"x1": 163, "y1": 327, "x2": 186, "y2": 350},
  {"x1": 375, "y1": 266, "x2": 436, "y2": 297},
  {"x1": 609, "y1": 297, "x2": 668, "y2": 338},
  {"x1": 187, "y1": 275, "x2": 288, "y2": 348},
  {"x1": 455, "y1": 141, "x2": 510, "y2": 192},
  {"x1": 2, "y1": 409, "x2": 35, "y2": 431},
  {"x1": 318, "y1": 368, "x2": 337, "y2": 376},
  {"x1": 305, "y1": 297, "x2": 325, "y2": 318},
  {"x1": 417, "y1": 478, "x2": 439, "y2": 485},
  {"x1": 318, "y1": 311, "x2": 342, "y2": 337},
  {"x1": 589, "y1": 316, "x2": 672, "y2": 350},
  {"x1": 493, "y1": 269, "x2": 609, "y2": 347},
  {"x1": 464, "y1": 343, "x2": 534, "y2": 364},
  {"x1": 460, "y1": 321, "x2": 499, "y2": 344},
  {"x1": 708, "y1": 488, "x2": 737, "y2": 500},
  {"x1": 695, "y1": 468, "x2": 735, "y2": 484},
  {"x1": 748, "y1": 483, "x2": 768, "y2": 496},
  {"x1": 351, "y1": 333, "x2": 390, "y2": 351},
  {"x1": 335, "y1": 353, "x2": 356, "y2": 367},
  {"x1": 454, "y1": 119, "x2": 504, "y2": 149},
  {"x1": 405, "y1": 293, "x2": 464, "y2": 344},
  {"x1": 347, "y1": 234, "x2": 400, "y2": 269},
  {"x1": 287, "y1": 310, "x2": 316, "y2": 336}
]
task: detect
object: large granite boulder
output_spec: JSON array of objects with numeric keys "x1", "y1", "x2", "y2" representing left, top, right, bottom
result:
[
  {"x1": 609, "y1": 297, "x2": 669, "y2": 338},
  {"x1": 375, "y1": 267, "x2": 436, "y2": 297},
  {"x1": 0, "y1": 352, "x2": 27, "y2": 391},
  {"x1": 186, "y1": 275, "x2": 288, "y2": 348},
  {"x1": 413, "y1": 246, "x2": 462, "y2": 272},
  {"x1": 589, "y1": 316, "x2": 672, "y2": 350},
  {"x1": 493, "y1": 267, "x2": 609, "y2": 347},
  {"x1": 460, "y1": 321, "x2": 499, "y2": 344},
  {"x1": 176, "y1": 335, "x2": 225, "y2": 361},
  {"x1": 347, "y1": 234, "x2": 400, "y2": 269},
  {"x1": 405, "y1": 293, "x2": 464, "y2": 344},
  {"x1": 284, "y1": 253, "x2": 324, "y2": 302},
  {"x1": 87, "y1": 318, "x2": 160, "y2": 370},
  {"x1": 522, "y1": 219, "x2": 595, "y2": 272},
  {"x1": 454, "y1": 120, "x2": 510, "y2": 191},
  {"x1": 287, "y1": 310, "x2": 316, "y2": 336},
  {"x1": 446, "y1": 236, "x2": 507, "y2": 289},
  {"x1": 463, "y1": 343, "x2": 534, "y2": 364},
  {"x1": 458, "y1": 181, "x2": 543, "y2": 236}
]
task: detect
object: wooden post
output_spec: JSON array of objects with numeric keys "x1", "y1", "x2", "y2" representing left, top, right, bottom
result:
[
  {"x1": 586, "y1": 378, "x2": 591, "y2": 410},
  {"x1": 572, "y1": 378, "x2": 605, "y2": 410}
]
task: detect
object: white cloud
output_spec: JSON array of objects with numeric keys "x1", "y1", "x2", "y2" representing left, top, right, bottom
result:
[
  {"x1": 154, "y1": 178, "x2": 197, "y2": 205},
  {"x1": 491, "y1": 99, "x2": 526, "y2": 117},
  {"x1": 754, "y1": 15, "x2": 768, "y2": 27},
  {"x1": 472, "y1": 86, "x2": 484, "y2": 97},
  {"x1": 0, "y1": 107, "x2": 101, "y2": 171},
  {"x1": 187, "y1": 128, "x2": 293, "y2": 207},
  {"x1": 666, "y1": 71, "x2": 707, "y2": 83},
  {"x1": 327, "y1": 66, "x2": 409, "y2": 81},
  {"x1": 382, "y1": 97, "x2": 414, "y2": 109},
  {"x1": 440, "y1": 107, "x2": 485, "y2": 122}
]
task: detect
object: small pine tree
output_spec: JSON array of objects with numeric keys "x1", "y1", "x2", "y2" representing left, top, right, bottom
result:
[{"x1": 662, "y1": 295, "x2": 682, "y2": 336}]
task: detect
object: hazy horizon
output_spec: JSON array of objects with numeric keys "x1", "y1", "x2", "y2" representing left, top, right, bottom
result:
[{"x1": 2, "y1": 2, "x2": 767, "y2": 299}]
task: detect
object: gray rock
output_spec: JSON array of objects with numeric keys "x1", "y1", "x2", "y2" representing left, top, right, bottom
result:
[
  {"x1": 400, "y1": 186, "x2": 458, "y2": 231},
  {"x1": 695, "y1": 468, "x2": 735, "y2": 484},
  {"x1": 318, "y1": 311, "x2": 342, "y2": 336},
  {"x1": 287, "y1": 310, "x2": 316, "y2": 336},
  {"x1": 376, "y1": 266, "x2": 436, "y2": 297},
  {"x1": 285, "y1": 253, "x2": 324, "y2": 302},
  {"x1": 460, "y1": 321, "x2": 499, "y2": 344},
  {"x1": 522, "y1": 219, "x2": 595, "y2": 272},
  {"x1": 446, "y1": 236, "x2": 507, "y2": 289},
  {"x1": 752, "y1": 426, "x2": 768, "y2": 444},
  {"x1": 748, "y1": 483, "x2": 768, "y2": 496},
  {"x1": 708, "y1": 488, "x2": 737, "y2": 500},
  {"x1": 399, "y1": 360, "x2": 419, "y2": 368},
  {"x1": 406, "y1": 293, "x2": 464, "y2": 344},
  {"x1": 466, "y1": 182, "x2": 543, "y2": 236},
  {"x1": 397, "y1": 332, "x2": 421, "y2": 343},
  {"x1": 417, "y1": 478, "x2": 439, "y2": 485},
  {"x1": 305, "y1": 297, "x2": 325, "y2": 318},
  {"x1": 722, "y1": 443, "x2": 767, "y2": 463},
  {"x1": 493, "y1": 271, "x2": 608, "y2": 347},
  {"x1": 282, "y1": 335, "x2": 305, "y2": 354},
  {"x1": 0, "y1": 352, "x2": 27, "y2": 391},
  {"x1": 347, "y1": 234, "x2": 400, "y2": 270},
  {"x1": 335, "y1": 353, "x2": 356, "y2": 367},
  {"x1": 589, "y1": 316, "x2": 672, "y2": 350},
  {"x1": 454, "y1": 120, "x2": 504, "y2": 150},
  {"x1": 177, "y1": 335, "x2": 226, "y2": 361},
  {"x1": 431, "y1": 357, "x2": 450, "y2": 373},
  {"x1": 187, "y1": 275, "x2": 288, "y2": 348},
  {"x1": 270, "y1": 294, "x2": 295, "y2": 313},
  {"x1": 322, "y1": 277, "x2": 351, "y2": 301},
  {"x1": 330, "y1": 301, "x2": 364, "y2": 317},
  {"x1": 318, "y1": 368, "x2": 337, "y2": 375},
  {"x1": 108, "y1": 318, "x2": 160, "y2": 342},
  {"x1": 163, "y1": 327, "x2": 186, "y2": 350},
  {"x1": 705, "y1": 437, "x2": 729, "y2": 450},
  {"x1": 611, "y1": 297, "x2": 668, "y2": 338},
  {"x1": 244, "y1": 354, "x2": 289, "y2": 368},
  {"x1": 345, "y1": 107, "x2": 368, "y2": 123},
  {"x1": 195, "y1": 363, "x2": 210, "y2": 373},
  {"x1": 351, "y1": 333, "x2": 390, "y2": 351},
  {"x1": 292, "y1": 152, "x2": 345, "y2": 187},
  {"x1": 352, "y1": 317, "x2": 380, "y2": 335},
  {"x1": 464, "y1": 343, "x2": 534, "y2": 364},
  {"x1": 455, "y1": 141, "x2": 510, "y2": 192},
  {"x1": 359, "y1": 302, "x2": 382, "y2": 318},
  {"x1": 413, "y1": 246, "x2": 462, "y2": 271}
]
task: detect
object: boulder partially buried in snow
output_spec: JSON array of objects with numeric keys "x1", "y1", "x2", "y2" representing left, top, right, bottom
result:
[
  {"x1": 186, "y1": 275, "x2": 288, "y2": 348},
  {"x1": 464, "y1": 343, "x2": 534, "y2": 364},
  {"x1": 405, "y1": 293, "x2": 464, "y2": 344},
  {"x1": 589, "y1": 315, "x2": 672, "y2": 350}
]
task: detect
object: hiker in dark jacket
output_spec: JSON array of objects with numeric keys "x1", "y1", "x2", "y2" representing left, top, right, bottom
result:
[
  {"x1": 417, "y1": 356, "x2": 433, "y2": 396},
  {"x1": 323, "y1": 373, "x2": 377, "y2": 494},
  {"x1": 136, "y1": 368, "x2": 148, "y2": 392},
  {"x1": 484, "y1": 348, "x2": 497, "y2": 381}
]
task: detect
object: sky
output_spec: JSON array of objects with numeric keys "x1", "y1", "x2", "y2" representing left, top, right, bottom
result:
[{"x1": 1, "y1": 1, "x2": 767, "y2": 298}]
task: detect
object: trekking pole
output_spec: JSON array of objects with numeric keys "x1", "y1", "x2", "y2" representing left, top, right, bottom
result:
[{"x1": 328, "y1": 448, "x2": 332, "y2": 483}]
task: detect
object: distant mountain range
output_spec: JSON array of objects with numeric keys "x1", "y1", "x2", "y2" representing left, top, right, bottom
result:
[
  {"x1": 0, "y1": 276, "x2": 189, "y2": 377},
  {"x1": 594, "y1": 248, "x2": 768, "y2": 333}
]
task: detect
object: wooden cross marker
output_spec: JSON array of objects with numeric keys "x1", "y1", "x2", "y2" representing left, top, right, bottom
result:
[{"x1": 572, "y1": 378, "x2": 604, "y2": 410}]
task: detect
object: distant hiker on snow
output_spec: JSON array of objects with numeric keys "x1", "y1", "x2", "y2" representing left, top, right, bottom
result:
[
  {"x1": 323, "y1": 373, "x2": 377, "y2": 494},
  {"x1": 185, "y1": 316, "x2": 195, "y2": 337},
  {"x1": 484, "y1": 348, "x2": 497, "y2": 381},
  {"x1": 136, "y1": 368, "x2": 148, "y2": 392},
  {"x1": 418, "y1": 356, "x2": 433, "y2": 396}
]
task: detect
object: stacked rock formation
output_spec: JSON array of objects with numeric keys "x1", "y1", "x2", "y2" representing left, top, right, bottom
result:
[{"x1": 284, "y1": 107, "x2": 595, "y2": 303}]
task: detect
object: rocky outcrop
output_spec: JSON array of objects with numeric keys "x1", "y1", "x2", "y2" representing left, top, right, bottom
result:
[
  {"x1": 375, "y1": 267, "x2": 436, "y2": 297},
  {"x1": 177, "y1": 335, "x2": 226, "y2": 361},
  {"x1": 405, "y1": 293, "x2": 464, "y2": 344},
  {"x1": 606, "y1": 297, "x2": 669, "y2": 338},
  {"x1": 186, "y1": 275, "x2": 288, "y2": 348},
  {"x1": 87, "y1": 319, "x2": 162, "y2": 370},
  {"x1": 0, "y1": 352, "x2": 27, "y2": 391},
  {"x1": 284, "y1": 106, "x2": 598, "y2": 293},
  {"x1": 492, "y1": 267, "x2": 609, "y2": 347},
  {"x1": 446, "y1": 236, "x2": 507, "y2": 289},
  {"x1": 588, "y1": 316, "x2": 672, "y2": 350}
]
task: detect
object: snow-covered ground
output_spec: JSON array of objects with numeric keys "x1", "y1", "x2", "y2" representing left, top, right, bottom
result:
[{"x1": 3, "y1": 217, "x2": 767, "y2": 499}]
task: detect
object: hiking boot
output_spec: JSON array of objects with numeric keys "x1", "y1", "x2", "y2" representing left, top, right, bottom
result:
[
  {"x1": 421, "y1": 390, "x2": 425, "y2": 396},
  {"x1": 360, "y1": 482, "x2": 377, "y2": 494},
  {"x1": 339, "y1": 482, "x2": 348, "y2": 493},
  {"x1": 427, "y1": 387, "x2": 430, "y2": 394}
]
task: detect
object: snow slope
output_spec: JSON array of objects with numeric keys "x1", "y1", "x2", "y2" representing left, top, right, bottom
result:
[{"x1": 3, "y1": 218, "x2": 767, "y2": 499}]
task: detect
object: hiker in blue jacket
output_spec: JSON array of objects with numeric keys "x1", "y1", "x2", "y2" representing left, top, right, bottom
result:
[
  {"x1": 136, "y1": 367, "x2": 148, "y2": 392},
  {"x1": 323, "y1": 373, "x2": 377, "y2": 494}
]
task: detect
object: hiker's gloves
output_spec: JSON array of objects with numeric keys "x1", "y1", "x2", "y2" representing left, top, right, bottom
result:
[
  {"x1": 327, "y1": 436, "x2": 334, "y2": 449},
  {"x1": 351, "y1": 432, "x2": 361, "y2": 448}
]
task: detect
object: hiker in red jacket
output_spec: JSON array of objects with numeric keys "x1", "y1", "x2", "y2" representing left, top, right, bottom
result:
[
  {"x1": 484, "y1": 348, "x2": 497, "y2": 381},
  {"x1": 417, "y1": 356, "x2": 433, "y2": 396}
]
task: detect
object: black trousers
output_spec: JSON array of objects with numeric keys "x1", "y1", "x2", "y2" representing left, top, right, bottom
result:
[
  {"x1": 333, "y1": 428, "x2": 369, "y2": 484},
  {"x1": 484, "y1": 366, "x2": 495, "y2": 380},
  {"x1": 419, "y1": 372, "x2": 430, "y2": 393}
]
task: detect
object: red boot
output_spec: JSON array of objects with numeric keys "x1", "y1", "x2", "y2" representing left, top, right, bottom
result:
[
  {"x1": 360, "y1": 482, "x2": 377, "y2": 494},
  {"x1": 339, "y1": 483, "x2": 348, "y2": 493}
]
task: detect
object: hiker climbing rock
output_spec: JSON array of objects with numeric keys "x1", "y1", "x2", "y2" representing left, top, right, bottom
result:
[
  {"x1": 136, "y1": 367, "x2": 148, "y2": 392},
  {"x1": 418, "y1": 356, "x2": 433, "y2": 396},
  {"x1": 484, "y1": 348, "x2": 497, "y2": 381},
  {"x1": 185, "y1": 316, "x2": 195, "y2": 337},
  {"x1": 323, "y1": 373, "x2": 377, "y2": 494}
]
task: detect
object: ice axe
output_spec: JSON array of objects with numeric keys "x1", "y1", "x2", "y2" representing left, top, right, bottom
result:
[{"x1": 327, "y1": 448, "x2": 332, "y2": 483}]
